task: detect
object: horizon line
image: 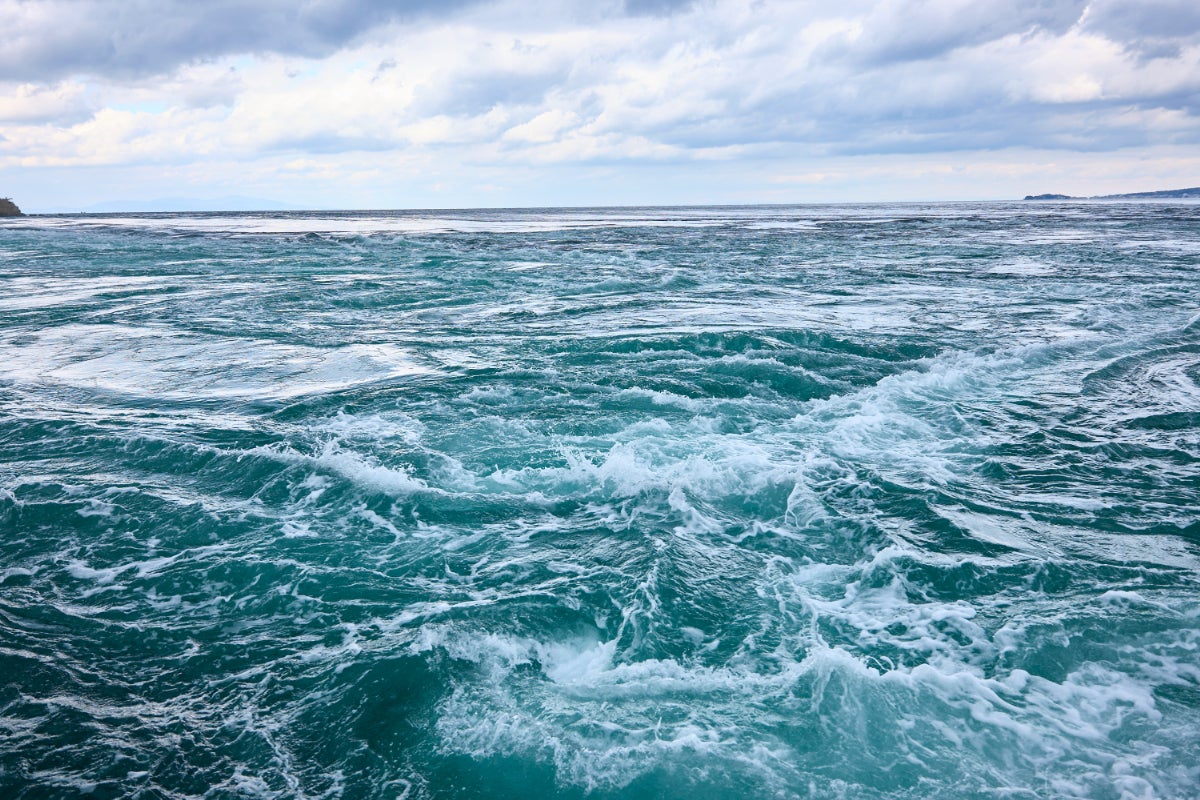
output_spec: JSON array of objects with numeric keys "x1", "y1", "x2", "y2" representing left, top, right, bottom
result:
[{"x1": 18, "y1": 195, "x2": 1200, "y2": 215}]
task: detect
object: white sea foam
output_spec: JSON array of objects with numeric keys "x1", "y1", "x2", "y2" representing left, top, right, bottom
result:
[
  {"x1": 316, "y1": 411, "x2": 425, "y2": 444},
  {"x1": 420, "y1": 613, "x2": 1186, "y2": 793},
  {"x1": 0, "y1": 324, "x2": 436, "y2": 400},
  {"x1": 931, "y1": 504, "x2": 1038, "y2": 552},
  {"x1": 7, "y1": 210, "x2": 729, "y2": 236},
  {"x1": 64, "y1": 544, "x2": 232, "y2": 589},
  {"x1": 986, "y1": 260, "x2": 1055, "y2": 276},
  {"x1": 258, "y1": 441, "x2": 434, "y2": 497},
  {"x1": 0, "y1": 275, "x2": 172, "y2": 311},
  {"x1": 65, "y1": 561, "x2": 124, "y2": 584}
]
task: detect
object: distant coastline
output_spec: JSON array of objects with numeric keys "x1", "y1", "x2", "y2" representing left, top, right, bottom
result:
[
  {"x1": 0, "y1": 197, "x2": 22, "y2": 216},
  {"x1": 1025, "y1": 187, "x2": 1200, "y2": 201}
]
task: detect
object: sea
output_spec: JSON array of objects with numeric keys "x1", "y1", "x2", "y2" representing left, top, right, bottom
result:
[{"x1": 1, "y1": 203, "x2": 1198, "y2": 799}]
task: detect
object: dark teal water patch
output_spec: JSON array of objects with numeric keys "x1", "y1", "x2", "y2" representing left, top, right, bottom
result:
[{"x1": 1, "y1": 204, "x2": 1198, "y2": 799}]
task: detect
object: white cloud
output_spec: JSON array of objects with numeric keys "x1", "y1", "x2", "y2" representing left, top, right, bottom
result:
[
  {"x1": 0, "y1": 81, "x2": 91, "y2": 124},
  {"x1": 504, "y1": 109, "x2": 579, "y2": 143}
]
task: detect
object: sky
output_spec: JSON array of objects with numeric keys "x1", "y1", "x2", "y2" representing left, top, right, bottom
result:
[{"x1": 1, "y1": 0, "x2": 1199, "y2": 211}]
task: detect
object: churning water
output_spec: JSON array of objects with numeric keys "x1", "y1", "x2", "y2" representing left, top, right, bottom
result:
[{"x1": 1, "y1": 203, "x2": 1198, "y2": 799}]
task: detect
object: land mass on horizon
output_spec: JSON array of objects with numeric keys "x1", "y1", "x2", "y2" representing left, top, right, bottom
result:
[
  {"x1": 0, "y1": 198, "x2": 22, "y2": 216},
  {"x1": 1025, "y1": 187, "x2": 1200, "y2": 201}
]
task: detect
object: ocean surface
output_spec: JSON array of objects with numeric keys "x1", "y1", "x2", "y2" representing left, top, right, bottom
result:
[{"x1": 1, "y1": 203, "x2": 1198, "y2": 800}]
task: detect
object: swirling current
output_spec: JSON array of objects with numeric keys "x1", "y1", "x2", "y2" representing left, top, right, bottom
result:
[{"x1": 1, "y1": 204, "x2": 1198, "y2": 799}]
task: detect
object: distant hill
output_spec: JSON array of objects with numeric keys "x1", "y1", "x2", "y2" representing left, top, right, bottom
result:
[
  {"x1": 0, "y1": 197, "x2": 22, "y2": 216},
  {"x1": 1025, "y1": 187, "x2": 1200, "y2": 200}
]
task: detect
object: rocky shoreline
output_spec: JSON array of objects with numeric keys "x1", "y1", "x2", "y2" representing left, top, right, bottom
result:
[{"x1": 0, "y1": 198, "x2": 23, "y2": 216}]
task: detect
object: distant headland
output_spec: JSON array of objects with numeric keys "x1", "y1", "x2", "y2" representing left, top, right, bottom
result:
[
  {"x1": 1025, "y1": 187, "x2": 1200, "y2": 201},
  {"x1": 0, "y1": 197, "x2": 23, "y2": 216}
]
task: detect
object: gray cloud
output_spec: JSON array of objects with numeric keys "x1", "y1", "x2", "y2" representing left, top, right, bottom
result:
[
  {"x1": 826, "y1": 0, "x2": 1089, "y2": 65},
  {"x1": 1083, "y1": 0, "x2": 1200, "y2": 39},
  {"x1": 0, "y1": 0, "x2": 707, "y2": 83},
  {"x1": 0, "y1": 0, "x2": 481, "y2": 81},
  {"x1": 1081, "y1": 0, "x2": 1200, "y2": 58},
  {"x1": 410, "y1": 71, "x2": 563, "y2": 118},
  {"x1": 623, "y1": 0, "x2": 695, "y2": 16}
]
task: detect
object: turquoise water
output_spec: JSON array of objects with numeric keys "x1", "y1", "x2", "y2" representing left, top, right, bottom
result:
[{"x1": 1, "y1": 204, "x2": 1198, "y2": 799}]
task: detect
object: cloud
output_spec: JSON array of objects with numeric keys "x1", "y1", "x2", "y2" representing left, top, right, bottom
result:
[
  {"x1": 841, "y1": 0, "x2": 1088, "y2": 64},
  {"x1": 1082, "y1": 0, "x2": 1200, "y2": 41},
  {"x1": 0, "y1": 0, "x2": 710, "y2": 82},
  {"x1": 0, "y1": 0, "x2": 481, "y2": 81},
  {"x1": 624, "y1": 0, "x2": 696, "y2": 16},
  {"x1": 0, "y1": 81, "x2": 92, "y2": 124},
  {"x1": 1, "y1": 0, "x2": 1198, "y2": 207}
]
